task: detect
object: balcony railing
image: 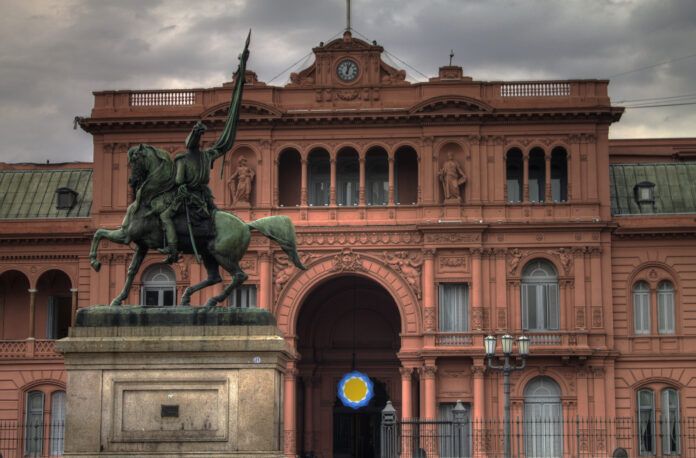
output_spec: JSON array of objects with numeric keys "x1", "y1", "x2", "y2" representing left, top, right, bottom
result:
[
  {"x1": 500, "y1": 82, "x2": 572, "y2": 97},
  {"x1": 129, "y1": 90, "x2": 197, "y2": 106},
  {"x1": 433, "y1": 331, "x2": 588, "y2": 349},
  {"x1": 0, "y1": 340, "x2": 61, "y2": 360}
]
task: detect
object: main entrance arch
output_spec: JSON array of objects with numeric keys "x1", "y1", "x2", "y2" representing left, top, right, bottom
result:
[{"x1": 295, "y1": 275, "x2": 402, "y2": 458}]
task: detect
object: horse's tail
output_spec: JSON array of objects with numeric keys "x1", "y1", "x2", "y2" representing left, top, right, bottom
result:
[{"x1": 247, "y1": 216, "x2": 307, "y2": 270}]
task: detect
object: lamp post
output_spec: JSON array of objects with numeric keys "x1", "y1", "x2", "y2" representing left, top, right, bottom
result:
[{"x1": 484, "y1": 334, "x2": 529, "y2": 458}]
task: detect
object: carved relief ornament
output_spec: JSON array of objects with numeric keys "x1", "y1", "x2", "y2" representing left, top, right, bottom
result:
[{"x1": 383, "y1": 251, "x2": 423, "y2": 299}]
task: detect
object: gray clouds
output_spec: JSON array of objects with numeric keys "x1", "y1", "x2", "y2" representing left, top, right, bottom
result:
[{"x1": 0, "y1": 0, "x2": 694, "y2": 162}]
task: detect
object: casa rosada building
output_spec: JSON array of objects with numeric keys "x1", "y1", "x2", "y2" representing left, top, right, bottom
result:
[{"x1": 2, "y1": 31, "x2": 696, "y2": 457}]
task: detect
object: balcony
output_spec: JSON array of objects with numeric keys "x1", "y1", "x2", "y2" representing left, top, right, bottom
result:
[
  {"x1": 431, "y1": 331, "x2": 592, "y2": 355},
  {"x1": 0, "y1": 339, "x2": 62, "y2": 361}
]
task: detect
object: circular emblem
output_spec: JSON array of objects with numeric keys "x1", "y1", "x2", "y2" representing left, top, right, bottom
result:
[
  {"x1": 336, "y1": 59, "x2": 359, "y2": 82},
  {"x1": 337, "y1": 371, "x2": 374, "y2": 409}
]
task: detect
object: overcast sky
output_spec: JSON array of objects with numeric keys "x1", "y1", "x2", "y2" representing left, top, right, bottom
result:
[{"x1": 1, "y1": 0, "x2": 695, "y2": 163}]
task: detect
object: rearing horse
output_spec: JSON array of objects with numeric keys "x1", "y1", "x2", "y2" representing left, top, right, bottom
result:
[{"x1": 89, "y1": 144, "x2": 306, "y2": 307}]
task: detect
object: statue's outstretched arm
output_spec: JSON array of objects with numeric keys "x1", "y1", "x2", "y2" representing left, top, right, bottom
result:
[{"x1": 210, "y1": 31, "x2": 251, "y2": 167}]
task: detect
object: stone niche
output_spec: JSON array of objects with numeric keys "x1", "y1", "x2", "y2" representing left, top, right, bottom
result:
[{"x1": 57, "y1": 306, "x2": 291, "y2": 458}]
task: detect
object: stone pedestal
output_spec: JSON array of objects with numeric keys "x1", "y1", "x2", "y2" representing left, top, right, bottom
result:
[{"x1": 57, "y1": 306, "x2": 291, "y2": 458}]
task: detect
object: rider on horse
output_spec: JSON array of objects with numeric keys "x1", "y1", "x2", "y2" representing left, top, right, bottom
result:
[{"x1": 157, "y1": 33, "x2": 250, "y2": 264}]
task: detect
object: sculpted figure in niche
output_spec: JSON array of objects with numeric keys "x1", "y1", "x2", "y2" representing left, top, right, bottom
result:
[
  {"x1": 439, "y1": 152, "x2": 467, "y2": 201},
  {"x1": 228, "y1": 156, "x2": 255, "y2": 205}
]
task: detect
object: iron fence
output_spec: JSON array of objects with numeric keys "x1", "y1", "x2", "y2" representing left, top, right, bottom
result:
[
  {"x1": 381, "y1": 412, "x2": 696, "y2": 457},
  {"x1": 0, "y1": 420, "x2": 64, "y2": 458}
]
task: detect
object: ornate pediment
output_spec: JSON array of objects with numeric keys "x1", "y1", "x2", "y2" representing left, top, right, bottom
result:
[
  {"x1": 409, "y1": 96, "x2": 493, "y2": 114},
  {"x1": 201, "y1": 100, "x2": 282, "y2": 119},
  {"x1": 287, "y1": 31, "x2": 408, "y2": 88}
]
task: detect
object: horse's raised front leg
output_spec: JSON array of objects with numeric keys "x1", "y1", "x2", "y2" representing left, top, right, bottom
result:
[
  {"x1": 180, "y1": 253, "x2": 222, "y2": 306},
  {"x1": 90, "y1": 228, "x2": 129, "y2": 272},
  {"x1": 205, "y1": 262, "x2": 248, "y2": 308},
  {"x1": 110, "y1": 245, "x2": 147, "y2": 306}
]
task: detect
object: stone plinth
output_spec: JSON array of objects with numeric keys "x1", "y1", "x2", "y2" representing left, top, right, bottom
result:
[{"x1": 57, "y1": 305, "x2": 291, "y2": 458}]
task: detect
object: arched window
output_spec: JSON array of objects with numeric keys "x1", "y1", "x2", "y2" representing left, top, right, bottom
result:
[
  {"x1": 141, "y1": 264, "x2": 176, "y2": 306},
  {"x1": 633, "y1": 281, "x2": 650, "y2": 335},
  {"x1": 506, "y1": 148, "x2": 523, "y2": 203},
  {"x1": 278, "y1": 148, "x2": 301, "y2": 207},
  {"x1": 662, "y1": 388, "x2": 681, "y2": 455},
  {"x1": 637, "y1": 389, "x2": 656, "y2": 455},
  {"x1": 308, "y1": 148, "x2": 330, "y2": 206},
  {"x1": 336, "y1": 148, "x2": 359, "y2": 206},
  {"x1": 50, "y1": 391, "x2": 66, "y2": 456},
  {"x1": 25, "y1": 390, "x2": 44, "y2": 456},
  {"x1": 365, "y1": 147, "x2": 388, "y2": 205},
  {"x1": 528, "y1": 148, "x2": 546, "y2": 202},
  {"x1": 395, "y1": 146, "x2": 418, "y2": 205},
  {"x1": 521, "y1": 260, "x2": 559, "y2": 331},
  {"x1": 524, "y1": 377, "x2": 562, "y2": 457},
  {"x1": 657, "y1": 281, "x2": 675, "y2": 334},
  {"x1": 551, "y1": 147, "x2": 568, "y2": 202}
]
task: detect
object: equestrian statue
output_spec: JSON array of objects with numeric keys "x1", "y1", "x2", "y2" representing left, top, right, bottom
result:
[{"x1": 89, "y1": 31, "x2": 306, "y2": 307}]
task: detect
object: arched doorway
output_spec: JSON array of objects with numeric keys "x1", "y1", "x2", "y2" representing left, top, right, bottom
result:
[
  {"x1": 0, "y1": 270, "x2": 31, "y2": 339},
  {"x1": 296, "y1": 275, "x2": 402, "y2": 458},
  {"x1": 524, "y1": 376, "x2": 563, "y2": 458},
  {"x1": 36, "y1": 270, "x2": 73, "y2": 339}
]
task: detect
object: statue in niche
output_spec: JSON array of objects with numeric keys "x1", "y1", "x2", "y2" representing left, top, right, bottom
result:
[
  {"x1": 438, "y1": 152, "x2": 467, "y2": 202},
  {"x1": 228, "y1": 156, "x2": 255, "y2": 206}
]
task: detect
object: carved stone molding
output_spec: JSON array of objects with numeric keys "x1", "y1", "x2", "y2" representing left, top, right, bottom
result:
[
  {"x1": 420, "y1": 365, "x2": 437, "y2": 379},
  {"x1": 383, "y1": 251, "x2": 423, "y2": 299},
  {"x1": 399, "y1": 367, "x2": 413, "y2": 379},
  {"x1": 471, "y1": 365, "x2": 486, "y2": 377},
  {"x1": 331, "y1": 248, "x2": 366, "y2": 273},
  {"x1": 507, "y1": 248, "x2": 527, "y2": 275},
  {"x1": 297, "y1": 231, "x2": 422, "y2": 246},
  {"x1": 273, "y1": 252, "x2": 315, "y2": 300},
  {"x1": 424, "y1": 233, "x2": 480, "y2": 243},
  {"x1": 552, "y1": 248, "x2": 574, "y2": 275},
  {"x1": 423, "y1": 308, "x2": 436, "y2": 332}
]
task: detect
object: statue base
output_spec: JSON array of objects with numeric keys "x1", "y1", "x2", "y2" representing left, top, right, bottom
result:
[
  {"x1": 233, "y1": 201, "x2": 251, "y2": 209},
  {"x1": 443, "y1": 197, "x2": 461, "y2": 206},
  {"x1": 57, "y1": 305, "x2": 291, "y2": 458}
]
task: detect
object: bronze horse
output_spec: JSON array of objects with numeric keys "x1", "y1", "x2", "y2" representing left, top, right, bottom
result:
[{"x1": 89, "y1": 144, "x2": 306, "y2": 307}]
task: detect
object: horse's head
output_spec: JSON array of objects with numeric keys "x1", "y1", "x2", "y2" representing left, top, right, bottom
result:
[
  {"x1": 127, "y1": 145, "x2": 149, "y2": 192},
  {"x1": 185, "y1": 121, "x2": 207, "y2": 151}
]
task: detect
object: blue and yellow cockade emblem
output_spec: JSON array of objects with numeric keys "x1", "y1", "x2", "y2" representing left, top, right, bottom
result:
[{"x1": 337, "y1": 371, "x2": 374, "y2": 409}]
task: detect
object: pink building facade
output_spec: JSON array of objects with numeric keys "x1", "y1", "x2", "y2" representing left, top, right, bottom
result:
[{"x1": 1, "y1": 32, "x2": 696, "y2": 457}]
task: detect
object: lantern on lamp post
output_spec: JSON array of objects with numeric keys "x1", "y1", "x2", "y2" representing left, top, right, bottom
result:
[{"x1": 484, "y1": 334, "x2": 529, "y2": 458}]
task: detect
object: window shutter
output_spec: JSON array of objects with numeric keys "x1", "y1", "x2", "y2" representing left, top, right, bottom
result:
[{"x1": 546, "y1": 283, "x2": 560, "y2": 330}]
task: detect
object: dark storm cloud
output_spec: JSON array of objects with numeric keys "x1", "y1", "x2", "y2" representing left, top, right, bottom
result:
[{"x1": 0, "y1": 0, "x2": 694, "y2": 163}]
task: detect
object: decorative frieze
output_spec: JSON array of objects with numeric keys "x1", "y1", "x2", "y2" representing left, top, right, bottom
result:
[{"x1": 297, "y1": 231, "x2": 422, "y2": 246}]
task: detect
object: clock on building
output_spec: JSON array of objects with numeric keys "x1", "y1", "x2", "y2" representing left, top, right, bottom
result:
[{"x1": 336, "y1": 59, "x2": 359, "y2": 82}]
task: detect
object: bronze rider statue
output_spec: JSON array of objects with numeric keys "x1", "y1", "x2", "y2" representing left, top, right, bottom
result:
[{"x1": 158, "y1": 32, "x2": 250, "y2": 263}]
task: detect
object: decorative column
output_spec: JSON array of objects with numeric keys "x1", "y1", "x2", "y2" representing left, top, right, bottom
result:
[
  {"x1": 421, "y1": 363, "x2": 438, "y2": 458},
  {"x1": 300, "y1": 158, "x2": 308, "y2": 206},
  {"x1": 70, "y1": 288, "x2": 78, "y2": 326},
  {"x1": 400, "y1": 366, "x2": 413, "y2": 419},
  {"x1": 471, "y1": 249, "x2": 483, "y2": 330},
  {"x1": 522, "y1": 153, "x2": 529, "y2": 202},
  {"x1": 273, "y1": 158, "x2": 280, "y2": 206},
  {"x1": 329, "y1": 157, "x2": 336, "y2": 206},
  {"x1": 472, "y1": 363, "x2": 486, "y2": 457},
  {"x1": 303, "y1": 376, "x2": 314, "y2": 454},
  {"x1": 495, "y1": 249, "x2": 508, "y2": 330},
  {"x1": 358, "y1": 155, "x2": 366, "y2": 206},
  {"x1": 422, "y1": 249, "x2": 436, "y2": 333},
  {"x1": 28, "y1": 288, "x2": 37, "y2": 339},
  {"x1": 258, "y1": 251, "x2": 272, "y2": 310},
  {"x1": 421, "y1": 363, "x2": 438, "y2": 419},
  {"x1": 388, "y1": 154, "x2": 395, "y2": 205},
  {"x1": 545, "y1": 154, "x2": 552, "y2": 202},
  {"x1": 283, "y1": 364, "x2": 298, "y2": 457}
]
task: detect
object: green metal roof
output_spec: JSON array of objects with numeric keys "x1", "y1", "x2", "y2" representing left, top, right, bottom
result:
[
  {"x1": 610, "y1": 163, "x2": 696, "y2": 215},
  {"x1": 0, "y1": 169, "x2": 92, "y2": 219}
]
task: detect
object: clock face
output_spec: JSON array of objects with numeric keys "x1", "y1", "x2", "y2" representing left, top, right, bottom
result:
[{"x1": 336, "y1": 59, "x2": 359, "y2": 82}]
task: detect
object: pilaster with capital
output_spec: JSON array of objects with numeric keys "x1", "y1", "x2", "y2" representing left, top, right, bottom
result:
[
  {"x1": 422, "y1": 249, "x2": 436, "y2": 331},
  {"x1": 283, "y1": 364, "x2": 298, "y2": 457},
  {"x1": 420, "y1": 364, "x2": 438, "y2": 420},
  {"x1": 522, "y1": 153, "x2": 530, "y2": 202},
  {"x1": 329, "y1": 157, "x2": 336, "y2": 206},
  {"x1": 388, "y1": 154, "x2": 395, "y2": 205},
  {"x1": 300, "y1": 158, "x2": 308, "y2": 206},
  {"x1": 258, "y1": 250, "x2": 272, "y2": 310},
  {"x1": 358, "y1": 155, "x2": 366, "y2": 206}
]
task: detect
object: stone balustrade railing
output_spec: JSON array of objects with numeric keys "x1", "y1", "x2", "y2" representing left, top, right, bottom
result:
[{"x1": 0, "y1": 339, "x2": 62, "y2": 360}]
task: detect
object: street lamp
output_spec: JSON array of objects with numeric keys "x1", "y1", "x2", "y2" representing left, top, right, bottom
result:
[{"x1": 484, "y1": 334, "x2": 529, "y2": 458}]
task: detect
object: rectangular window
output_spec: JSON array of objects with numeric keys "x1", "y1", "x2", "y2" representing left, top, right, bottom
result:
[
  {"x1": 438, "y1": 283, "x2": 468, "y2": 332},
  {"x1": 662, "y1": 389, "x2": 680, "y2": 455},
  {"x1": 638, "y1": 390, "x2": 655, "y2": 455},
  {"x1": 634, "y1": 290, "x2": 650, "y2": 335},
  {"x1": 228, "y1": 285, "x2": 257, "y2": 308},
  {"x1": 522, "y1": 283, "x2": 559, "y2": 331},
  {"x1": 658, "y1": 289, "x2": 675, "y2": 334},
  {"x1": 50, "y1": 391, "x2": 66, "y2": 456},
  {"x1": 507, "y1": 178, "x2": 521, "y2": 203},
  {"x1": 25, "y1": 391, "x2": 44, "y2": 456},
  {"x1": 438, "y1": 403, "x2": 471, "y2": 458}
]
